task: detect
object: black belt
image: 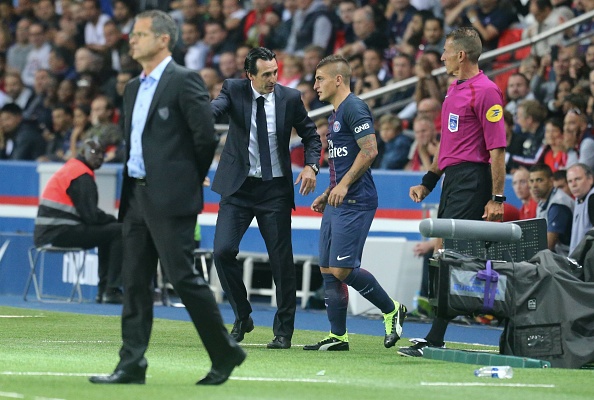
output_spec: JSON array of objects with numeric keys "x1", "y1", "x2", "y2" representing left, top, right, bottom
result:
[{"x1": 131, "y1": 177, "x2": 147, "y2": 186}]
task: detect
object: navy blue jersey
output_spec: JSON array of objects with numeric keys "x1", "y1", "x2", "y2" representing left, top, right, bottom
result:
[{"x1": 327, "y1": 93, "x2": 378, "y2": 210}]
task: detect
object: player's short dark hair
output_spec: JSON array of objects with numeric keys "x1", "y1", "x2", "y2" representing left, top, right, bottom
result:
[
  {"x1": 316, "y1": 55, "x2": 352, "y2": 83},
  {"x1": 447, "y1": 27, "x2": 482, "y2": 64},
  {"x1": 244, "y1": 47, "x2": 276, "y2": 76}
]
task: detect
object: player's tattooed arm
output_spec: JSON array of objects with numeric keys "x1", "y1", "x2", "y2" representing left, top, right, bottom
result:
[{"x1": 344, "y1": 134, "x2": 378, "y2": 186}]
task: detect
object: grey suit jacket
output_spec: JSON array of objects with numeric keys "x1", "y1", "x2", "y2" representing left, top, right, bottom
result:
[
  {"x1": 119, "y1": 60, "x2": 218, "y2": 220},
  {"x1": 210, "y1": 79, "x2": 321, "y2": 202}
]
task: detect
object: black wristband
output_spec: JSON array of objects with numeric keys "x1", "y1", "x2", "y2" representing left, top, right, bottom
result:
[{"x1": 421, "y1": 171, "x2": 440, "y2": 192}]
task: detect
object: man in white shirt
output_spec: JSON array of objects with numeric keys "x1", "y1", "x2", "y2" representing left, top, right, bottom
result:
[{"x1": 83, "y1": 0, "x2": 111, "y2": 51}]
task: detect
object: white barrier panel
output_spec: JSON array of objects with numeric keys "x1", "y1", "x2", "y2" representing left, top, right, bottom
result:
[
  {"x1": 62, "y1": 252, "x2": 98, "y2": 286},
  {"x1": 348, "y1": 238, "x2": 424, "y2": 316}
]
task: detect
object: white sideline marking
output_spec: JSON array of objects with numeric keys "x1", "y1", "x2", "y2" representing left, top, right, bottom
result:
[
  {"x1": 34, "y1": 397, "x2": 66, "y2": 400},
  {"x1": 40, "y1": 340, "x2": 115, "y2": 343},
  {"x1": 0, "y1": 391, "x2": 24, "y2": 399},
  {"x1": 0, "y1": 316, "x2": 44, "y2": 318},
  {"x1": 421, "y1": 382, "x2": 555, "y2": 388},
  {"x1": 1, "y1": 372, "x2": 95, "y2": 377},
  {"x1": 231, "y1": 377, "x2": 337, "y2": 383}
]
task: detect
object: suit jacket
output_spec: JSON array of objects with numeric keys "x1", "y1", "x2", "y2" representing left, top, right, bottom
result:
[
  {"x1": 211, "y1": 79, "x2": 321, "y2": 203},
  {"x1": 118, "y1": 60, "x2": 218, "y2": 221}
]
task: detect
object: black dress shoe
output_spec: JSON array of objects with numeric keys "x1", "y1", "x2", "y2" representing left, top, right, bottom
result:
[
  {"x1": 89, "y1": 369, "x2": 146, "y2": 384},
  {"x1": 102, "y1": 289, "x2": 124, "y2": 304},
  {"x1": 196, "y1": 347, "x2": 247, "y2": 385},
  {"x1": 230, "y1": 316, "x2": 254, "y2": 342},
  {"x1": 266, "y1": 336, "x2": 291, "y2": 349},
  {"x1": 95, "y1": 291, "x2": 104, "y2": 304}
]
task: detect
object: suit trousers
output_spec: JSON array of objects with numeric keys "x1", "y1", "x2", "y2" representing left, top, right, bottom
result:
[
  {"x1": 51, "y1": 222, "x2": 122, "y2": 292},
  {"x1": 117, "y1": 182, "x2": 238, "y2": 373},
  {"x1": 213, "y1": 177, "x2": 296, "y2": 339}
]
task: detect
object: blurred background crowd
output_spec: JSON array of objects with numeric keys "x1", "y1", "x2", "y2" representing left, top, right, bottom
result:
[{"x1": 0, "y1": 0, "x2": 592, "y2": 181}]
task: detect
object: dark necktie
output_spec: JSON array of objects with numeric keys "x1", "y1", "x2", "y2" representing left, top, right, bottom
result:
[{"x1": 256, "y1": 96, "x2": 273, "y2": 181}]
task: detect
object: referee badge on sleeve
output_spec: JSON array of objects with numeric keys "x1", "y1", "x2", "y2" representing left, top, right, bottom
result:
[
  {"x1": 486, "y1": 104, "x2": 503, "y2": 122},
  {"x1": 448, "y1": 113, "x2": 459, "y2": 132}
]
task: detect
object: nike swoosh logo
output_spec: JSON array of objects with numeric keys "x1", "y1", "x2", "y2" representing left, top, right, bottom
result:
[{"x1": 337, "y1": 255, "x2": 351, "y2": 261}]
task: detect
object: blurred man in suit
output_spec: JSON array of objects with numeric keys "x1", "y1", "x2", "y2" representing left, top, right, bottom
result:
[
  {"x1": 89, "y1": 10, "x2": 244, "y2": 386},
  {"x1": 211, "y1": 47, "x2": 321, "y2": 350}
]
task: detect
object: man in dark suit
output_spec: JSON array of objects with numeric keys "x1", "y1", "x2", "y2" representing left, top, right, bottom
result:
[
  {"x1": 89, "y1": 10, "x2": 245, "y2": 386},
  {"x1": 211, "y1": 47, "x2": 322, "y2": 350}
]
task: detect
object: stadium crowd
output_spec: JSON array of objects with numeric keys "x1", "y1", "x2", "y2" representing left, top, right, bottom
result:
[{"x1": 1, "y1": 0, "x2": 594, "y2": 289}]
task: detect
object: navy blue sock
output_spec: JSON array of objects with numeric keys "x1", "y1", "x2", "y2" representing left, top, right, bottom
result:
[
  {"x1": 343, "y1": 268, "x2": 394, "y2": 314},
  {"x1": 322, "y1": 273, "x2": 348, "y2": 336}
]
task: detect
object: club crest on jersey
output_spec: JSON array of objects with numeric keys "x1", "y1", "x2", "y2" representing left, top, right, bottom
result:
[
  {"x1": 448, "y1": 113, "x2": 459, "y2": 132},
  {"x1": 333, "y1": 121, "x2": 341, "y2": 132},
  {"x1": 486, "y1": 104, "x2": 503, "y2": 122}
]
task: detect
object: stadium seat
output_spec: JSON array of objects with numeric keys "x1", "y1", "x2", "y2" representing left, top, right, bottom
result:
[{"x1": 23, "y1": 245, "x2": 88, "y2": 303}]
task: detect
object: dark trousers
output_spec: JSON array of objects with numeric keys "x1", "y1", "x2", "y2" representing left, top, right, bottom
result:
[
  {"x1": 52, "y1": 223, "x2": 123, "y2": 293},
  {"x1": 117, "y1": 183, "x2": 238, "y2": 373},
  {"x1": 213, "y1": 177, "x2": 296, "y2": 339},
  {"x1": 428, "y1": 162, "x2": 491, "y2": 345}
]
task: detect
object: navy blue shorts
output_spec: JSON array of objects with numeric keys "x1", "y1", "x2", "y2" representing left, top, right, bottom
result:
[{"x1": 319, "y1": 206, "x2": 375, "y2": 268}]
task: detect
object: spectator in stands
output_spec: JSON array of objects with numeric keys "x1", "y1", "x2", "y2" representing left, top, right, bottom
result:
[
  {"x1": 296, "y1": 80, "x2": 324, "y2": 111},
  {"x1": 518, "y1": 54, "x2": 540, "y2": 81},
  {"x1": 541, "y1": 117, "x2": 567, "y2": 172},
  {"x1": 4, "y1": 72, "x2": 33, "y2": 110},
  {"x1": 6, "y1": 17, "x2": 31, "y2": 73},
  {"x1": 21, "y1": 22, "x2": 51, "y2": 87},
  {"x1": 512, "y1": 167, "x2": 538, "y2": 219},
  {"x1": 0, "y1": 103, "x2": 45, "y2": 160},
  {"x1": 203, "y1": 20, "x2": 236, "y2": 71},
  {"x1": 548, "y1": 76, "x2": 575, "y2": 118},
  {"x1": 219, "y1": 51, "x2": 241, "y2": 79},
  {"x1": 529, "y1": 163, "x2": 574, "y2": 255},
  {"x1": 102, "y1": 20, "x2": 132, "y2": 73},
  {"x1": 237, "y1": 0, "x2": 273, "y2": 48},
  {"x1": 405, "y1": 115, "x2": 438, "y2": 171},
  {"x1": 34, "y1": 139, "x2": 123, "y2": 304},
  {"x1": 509, "y1": 99, "x2": 547, "y2": 168},
  {"x1": 57, "y1": 79, "x2": 76, "y2": 108},
  {"x1": 68, "y1": 104, "x2": 91, "y2": 159},
  {"x1": 33, "y1": 0, "x2": 60, "y2": 32},
  {"x1": 199, "y1": 67, "x2": 223, "y2": 100},
  {"x1": 391, "y1": 9, "x2": 431, "y2": 58},
  {"x1": 278, "y1": 54, "x2": 303, "y2": 88},
  {"x1": 453, "y1": 0, "x2": 518, "y2": 52},
  {"x1": 354, "y1": 72, "x2": 382, "y2": 108},
  {"x1": 334, "y1": 0, "x2": 357, "y2": 50},
  {"x1": 23, "y1": 68, "x2": 54, "y2": 131},
  {"x1": 531, "y1": 46, "x2": 571, "y2": 105},
  {"x1": 588, "y1": 69, "x2": 594, "y2": 118},
  {"x1": 416, "y1": 97, "x2": 442, "y2": 131},
  {"x1": 37, "y1": 104, "x2": 74, "y2": 162},
  {"x1": 347, "y1": 53, "x2": 364, "y2": 88},
  {"x1": 338, "y1": 6, "x2": 388, "y2": 58},
  {"x1": 553, "y1": 169, "x2": 572, "y2": 198},
  {"x1": 222, "y1": 0, "x2": 248, "y2": 47},
  {"x1": 413, "y1": 53, "x2": 443, "y2": 105},
  {"x1": 523, "y1": 0, "x2": 574, "y2": 57},
  {"x1": 419, "y1": 16, "x2": 446, "y2": 56},
  {"x1": 285, "y1": 0, "x2": 334, "y2": 56},
  {"x1": 384, "y1": 54, "x2": 415, "y2": 106},
  {"x1": 48, "y1": 46, "x2": 75, "y2": 82},
  {"x1": 83, "y1": 94, "x2": 123, "y2": 163},
  {"x1": 112, "y1": 0, "x2": 135, "y2": 34},
  {"x1": 585, "y1": 43, "x2": 594, "y2": 71},
  {"x1": 234, "y1": 44, "x2": 251, "y2": 79},
  {"x1": 385, "y1": 0, "x2": 417, "y2": 53},
  {"x1": 181, "y1": 20, "x2": 208, "y2": 71},
  {"x1": 363, "y1": 47, "x2": 391, "y2": 85},
  {"x1": 568, "y1": 163, "x2": 594, "y2": 254},
  {"x1": 301, "y1": 44, "x2": 324, "y2": 83},
  {"x1": 83, "y1": 0, "x2": 110, "y2": 51},
  {"x1": 260, "y1": 5, "x2": 292, "y2": 51},
  {"x1": 504, "y1": 73, "x2": 535, "y2": 121},
  {"x1": 376, "y1": 113, "x2": 413, "y2": 170},
  {"x1": 564, "y1": 108, "x2": 594, "y2": 169}
]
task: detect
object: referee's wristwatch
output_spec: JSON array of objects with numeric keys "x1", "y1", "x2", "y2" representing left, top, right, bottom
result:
[
  {"x1": 307, "y1": 163, "x2": 319, "y2": 175},
  {"x1": 491, "y1": 194, "x2": 506, "y2": 203}
]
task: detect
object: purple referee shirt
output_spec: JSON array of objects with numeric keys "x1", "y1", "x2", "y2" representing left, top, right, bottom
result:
[{"x1": 438, "y1": 71, "x2": 507, "y2": 171}]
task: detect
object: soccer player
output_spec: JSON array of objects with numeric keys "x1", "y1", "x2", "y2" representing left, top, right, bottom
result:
[
  {"x1": 400, "y1": 27, "x2": 507, "y2": 357},
  {"x1": 304, "y1": 55, "x2": 406, "y2": 351}
]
